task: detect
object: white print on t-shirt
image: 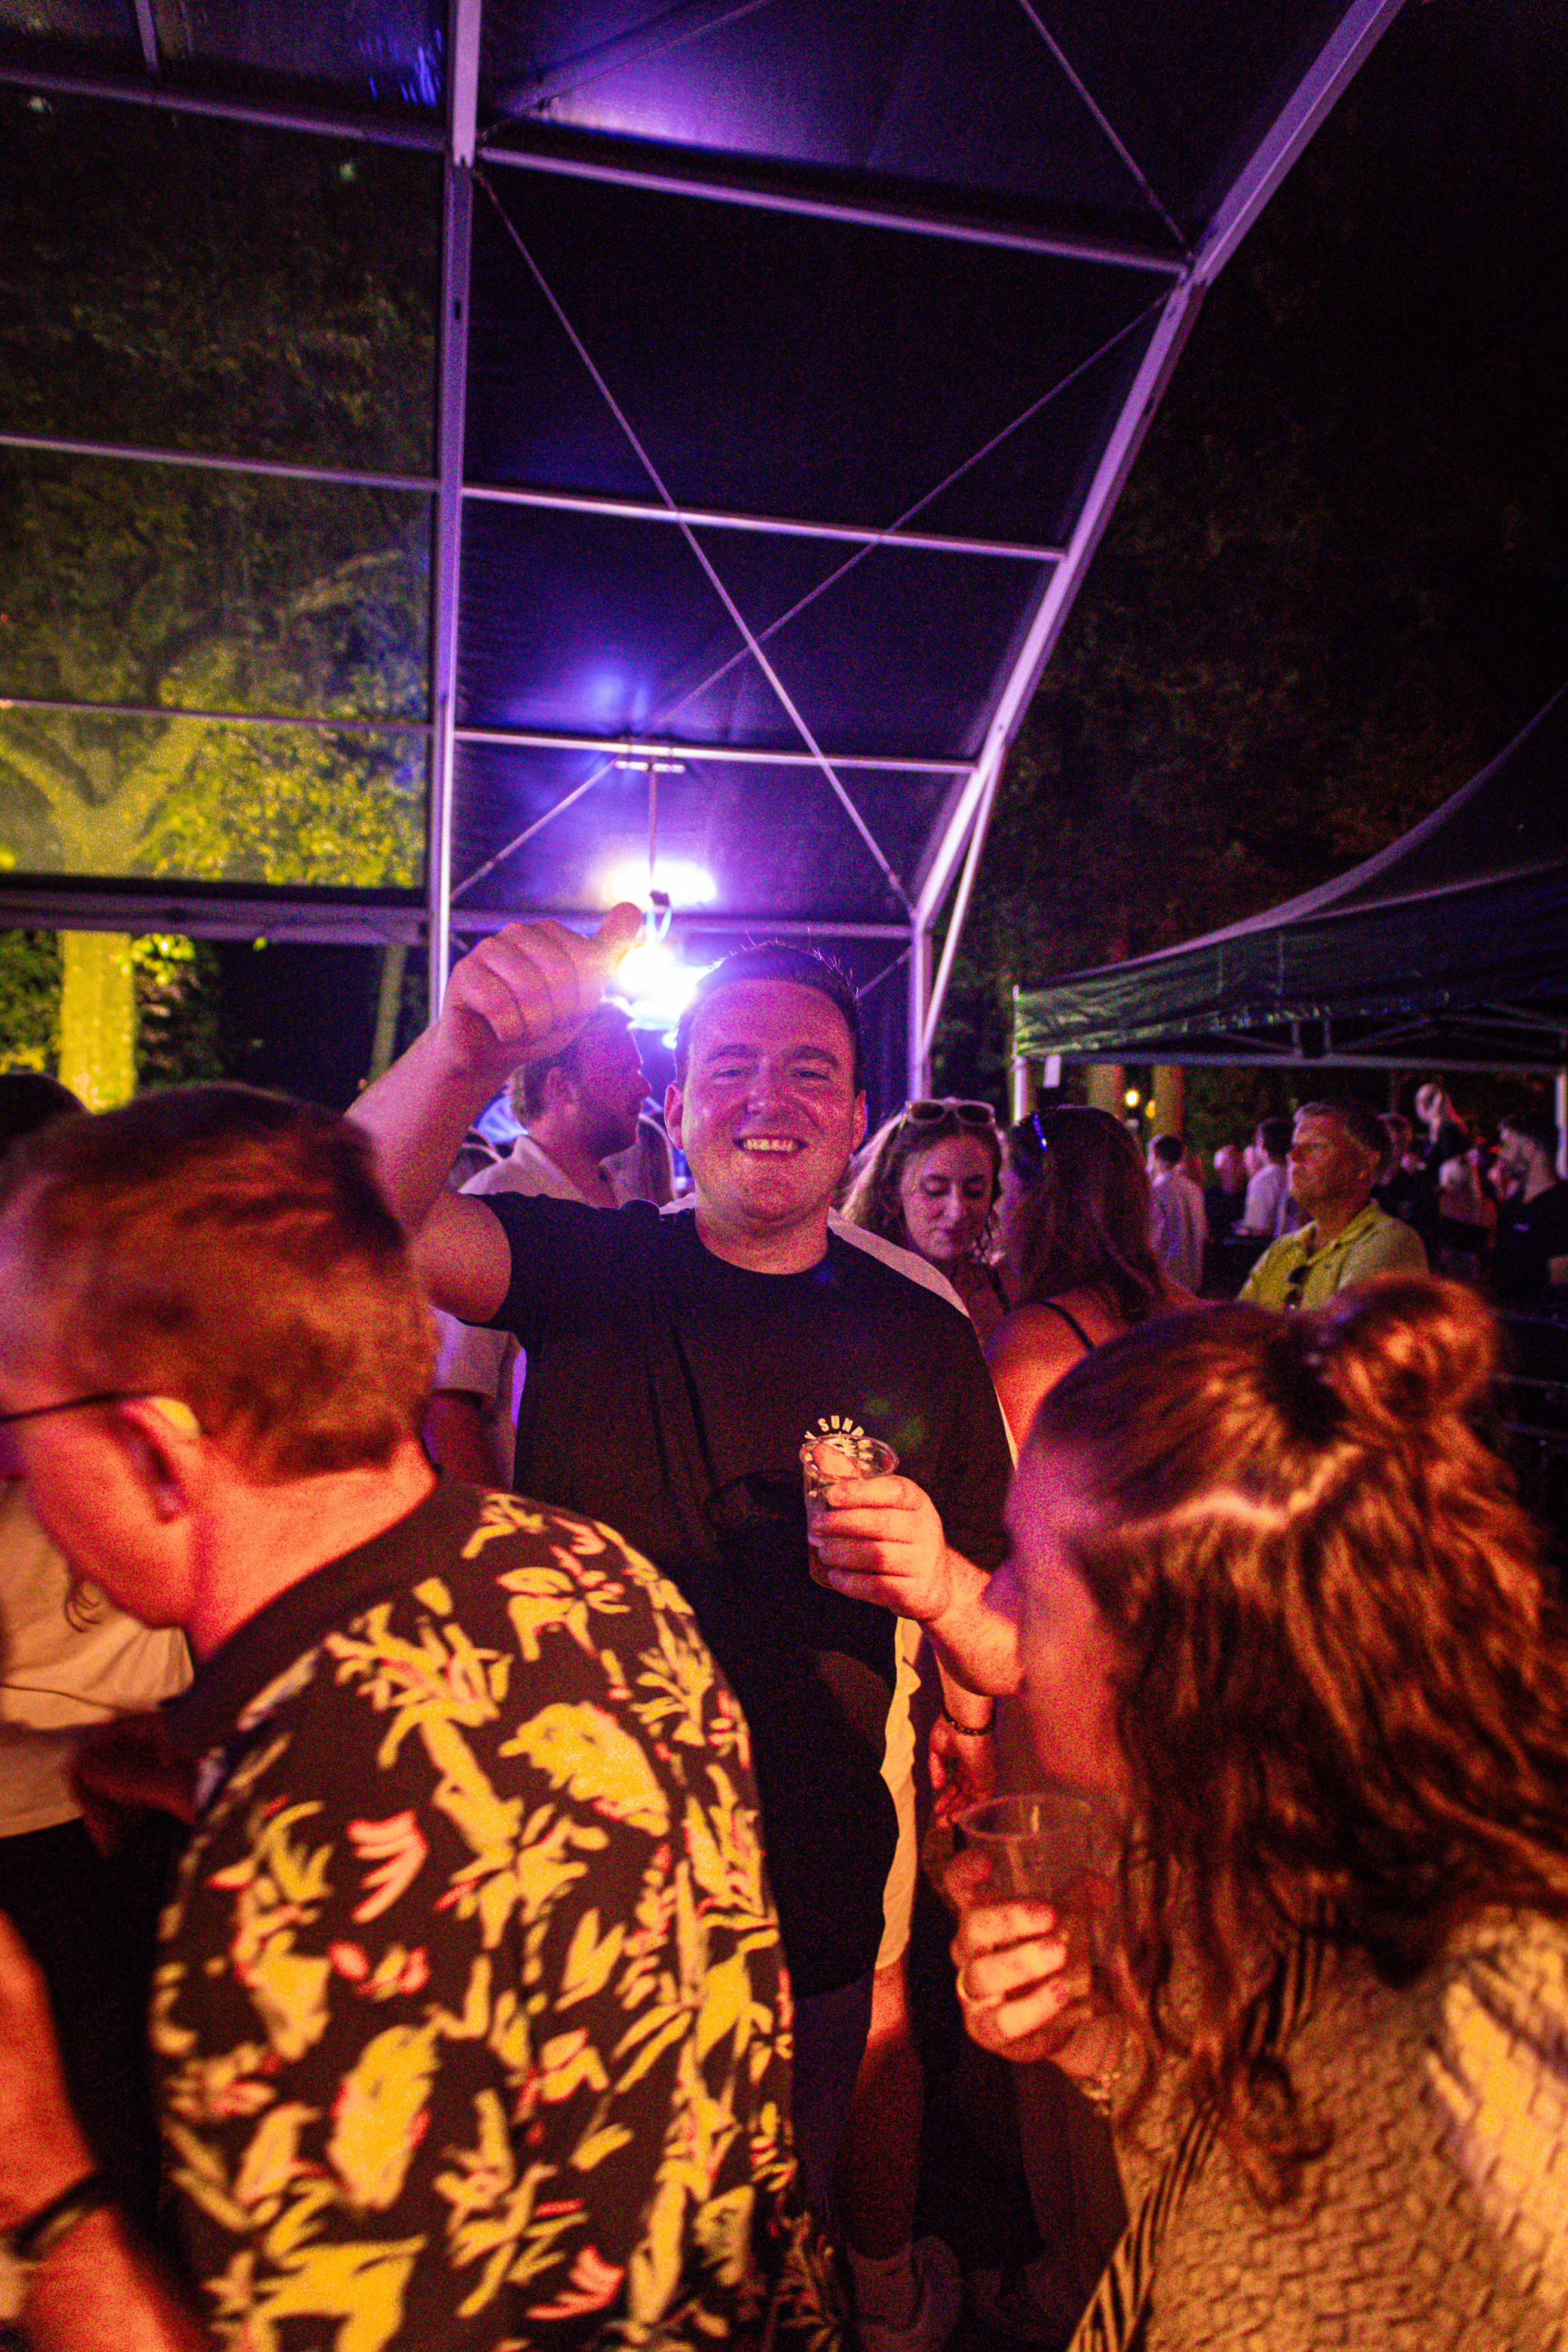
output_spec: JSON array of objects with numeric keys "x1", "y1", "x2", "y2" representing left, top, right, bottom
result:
[{"x1": 799, "y1": 1414, "x2": 884, "y2": 1475}]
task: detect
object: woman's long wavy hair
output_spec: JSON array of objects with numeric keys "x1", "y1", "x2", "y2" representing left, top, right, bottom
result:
[
  {"x1": 840, "y1": 1104, "x2": 1001, "y2": 1257},
  {"x1": 1006, "y1": 1106, "x2": 1168, "y2": 1324},
  {"x1": 1031, "y1": 1275, "x2": 1568, "y2": 2199}
]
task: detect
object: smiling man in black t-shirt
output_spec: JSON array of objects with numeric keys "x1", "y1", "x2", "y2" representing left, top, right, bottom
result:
[{"x1": 354, "y1": 913, "x2": 1015, "y2": 2225}]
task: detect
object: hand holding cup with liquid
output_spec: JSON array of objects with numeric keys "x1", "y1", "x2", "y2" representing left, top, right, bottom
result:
[
  {"x1": 949, "y1": 1788, "x2": 1122, "y2": 2074},
  {"x1": 801, "y1": 1431, "x2": 899, "y2": 1586}
]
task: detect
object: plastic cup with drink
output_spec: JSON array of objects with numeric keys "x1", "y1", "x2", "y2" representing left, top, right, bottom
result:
[{"x1": 956, "y1": 1787, "x2": 1120, "y2": 1966}]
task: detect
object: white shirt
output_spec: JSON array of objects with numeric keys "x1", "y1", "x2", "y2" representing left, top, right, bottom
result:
[
  {"x1": 1150, "y1": 1168, "x2": 1208, "y2": 1291},
  {"x1": 431, "y1": 1133, "x2": 634, "y2": 1482},
  {"x1": 0, "y1": 1484, "x2": 190, "y2": 1836},
  {"x1": 1239, "y1": 1159, "x2": 1296, "y2": 1241}
]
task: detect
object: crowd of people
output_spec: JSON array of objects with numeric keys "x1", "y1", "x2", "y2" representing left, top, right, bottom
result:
[{"x1": 0, "y1": 912, "x2": 1565, "y2": 2352}]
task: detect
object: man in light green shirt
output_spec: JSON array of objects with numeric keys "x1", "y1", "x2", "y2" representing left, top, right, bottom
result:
[{"x1": 1241, "y1": 1100, "x2": 1428, "y2": 1309}]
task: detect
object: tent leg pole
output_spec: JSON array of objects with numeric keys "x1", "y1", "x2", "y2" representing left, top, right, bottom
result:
[
  {"x1": 427, "y1": 1, "x2": 479, "y2": 1021},
  {"x1": 908, "y1": 923, "x2": 932, "y2": 1101}
]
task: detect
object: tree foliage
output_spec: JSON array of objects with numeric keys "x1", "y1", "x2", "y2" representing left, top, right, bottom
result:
[
  {"x1": 933, "y1": 0, "x2": 1567, "y2": 1104},
  {"x1": 0, "y1": 93, "x2": 439, "y2": 1089}
]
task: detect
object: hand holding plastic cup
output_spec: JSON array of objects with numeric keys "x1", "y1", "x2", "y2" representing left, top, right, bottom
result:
[
  {"x1": 801, "y1": 1430, "x2": 899, "y2": 1587},
  {"x1": 956, "y1": 1787, "x2": 1120, "y2": 1960}
]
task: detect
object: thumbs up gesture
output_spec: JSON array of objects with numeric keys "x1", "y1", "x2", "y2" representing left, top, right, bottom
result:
[{"x1": 439, "y1": 904, "x2": 644, "y2": 1089}]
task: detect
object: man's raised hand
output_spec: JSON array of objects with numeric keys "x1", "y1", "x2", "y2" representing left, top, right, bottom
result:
[{"x1": 439, "y1": 904, "x2": 644, "y2": 1090}]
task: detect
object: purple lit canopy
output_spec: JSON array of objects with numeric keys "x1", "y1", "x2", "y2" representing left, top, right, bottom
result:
[{"x1": 0, "y1": 0, "x2": 1406, "y2": 1101}]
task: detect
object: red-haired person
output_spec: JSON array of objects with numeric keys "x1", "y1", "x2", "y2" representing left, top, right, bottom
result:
[{"x1": 951, "y1": 1277, "x2": 1568, "y2": 2350}]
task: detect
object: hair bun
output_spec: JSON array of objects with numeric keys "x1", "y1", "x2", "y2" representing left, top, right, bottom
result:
[{"x1": 1307, "y1": 1273, "x2": 1497, "y2": 1437}]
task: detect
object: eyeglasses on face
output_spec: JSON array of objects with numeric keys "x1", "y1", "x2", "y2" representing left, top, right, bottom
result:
[
  {"x1": 904, "y1": 1098, "x2": 996, "y2": 1132},
  {"x1": 0, "y1": 1390, "x2": 201, "y2": 1435}
]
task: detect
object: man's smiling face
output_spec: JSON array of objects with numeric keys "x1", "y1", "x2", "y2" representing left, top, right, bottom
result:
[{"x1": 667, "y1": 979, "x2": 865, "y2": 1257}]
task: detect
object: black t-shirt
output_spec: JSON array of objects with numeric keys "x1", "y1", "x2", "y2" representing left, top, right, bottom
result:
[
  {"x1": 1492, "y1": 1182, "x2": 1568, "y2": 1306},
  {"x1": 485, "y1": 1196, "x2": 1013, "y2": 1993}
]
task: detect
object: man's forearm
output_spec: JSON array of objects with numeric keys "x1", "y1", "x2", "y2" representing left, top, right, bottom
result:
[
  {"x1": 926, "y1": 1551, "x2": 1022, "y2": 1698},
  {"x1": 351, "y1": 1021, "x2": 492, "y2": 1233},
  {"x1": 23, "y1": 2208, "x2": 209, "y2": 2352}
]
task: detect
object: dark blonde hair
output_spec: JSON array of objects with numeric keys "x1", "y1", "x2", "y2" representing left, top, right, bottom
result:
[
  {"x1": 1031, "y1": 1276, "x2": 1568, "y2": 2196},
  {"x1": 1006, "y1": 1106, "x2": 1167, "y2": 1324},
  {"x1": 0, "y1": 1086, "x2": 434, "y2": 1481},
  {"x1": 841, "y1": 1104, "x2": 1000, "y2": 1253}
]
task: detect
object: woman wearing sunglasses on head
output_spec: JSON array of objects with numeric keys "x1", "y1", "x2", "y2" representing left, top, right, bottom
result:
[
  {"x1": 952, "y1": 1275, "x2": 1568, "y2": 2351},
  {"x1": 842, "y1": 1098, "x2": 1009, "y2": 1346}
]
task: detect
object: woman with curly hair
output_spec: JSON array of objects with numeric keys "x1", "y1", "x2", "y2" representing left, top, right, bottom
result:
[
  {"x1": 986, "y1": 1108, "x2": 1192, "y2": 1454},
  {"x1": 952, "y1": 1276, "x2": 1568, "y2": 2350},
  {"x1": 841, "y1": 1098, "x2": 1009, "y2": 1344}
]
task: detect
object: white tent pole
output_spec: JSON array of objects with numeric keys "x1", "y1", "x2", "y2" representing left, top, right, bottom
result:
[
  {"x1": 907, "y1": 920, "x2": 933, "y2": 1100},
  {"x1": 427, "y1": 0, "x2": 481, "y2": 1018},
  {"x1": 482, "y1": 145, "x2": 1181, "y2": 277},
  {"x1": 463, "y1": 480, "x2": 1061, "y2": 564},
  {"x1": 922, "y1": 752, "x2": 1005, "y2": 1061}
]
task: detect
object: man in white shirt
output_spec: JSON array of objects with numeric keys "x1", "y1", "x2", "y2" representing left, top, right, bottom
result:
[
  {"x1": 1236, "y1": 1116, "x2": 1296, "y2": 1241},
  {"x1": 1147, "y1": 1132, "x2": 1207, "y2": 1292},
  {"x1": 424, "y1": 1003, "x2": 649, "y2": 1483}
]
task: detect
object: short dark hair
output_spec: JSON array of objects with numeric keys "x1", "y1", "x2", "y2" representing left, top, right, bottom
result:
[
  {"x1": 1150, "y1": 1132, "x2": 1184, "y2": 1170},
  {"x1": 1297, "y1": 1099, "x2": 1389, "y2": 1168},
  {"x1": 1501, "y1": 1104, "x2": 1560, "y2": 1160},
  {"x1": 510, "y1": 1003, "x2": 632, "y2": 1124},
  {"x1": 674, "y1": 945, "x2": 865, "y2": 1094},
  {"x1": 0, "y1": 1085, "x2": 433, "y2": 1481},
  {"x1": 1257, "y1": 1117, "x2": 1294, "y2": 1162}
]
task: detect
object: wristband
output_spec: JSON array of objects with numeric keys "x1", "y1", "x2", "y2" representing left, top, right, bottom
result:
[
  {"x1": 940, "y1": 1701, "x2": 994, "y2": 1736},
  {"x1": 7, "y1": 2170, "x2": 112, "y2": 2266}
]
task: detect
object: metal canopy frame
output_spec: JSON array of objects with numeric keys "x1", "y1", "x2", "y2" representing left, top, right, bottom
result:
[{"x1": 0, "y1": 0, "x2": 1408, "y2": 1099}]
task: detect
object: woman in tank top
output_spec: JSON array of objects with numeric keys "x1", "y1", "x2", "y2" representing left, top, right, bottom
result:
[{"x1": 988, "y1": 1107, "x2": 1195, "y2": 1455}]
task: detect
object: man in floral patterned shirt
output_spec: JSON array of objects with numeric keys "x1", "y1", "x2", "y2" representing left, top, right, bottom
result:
[{"x1": 0, "y1": 1086, "x2": 839, "y2": 2352}]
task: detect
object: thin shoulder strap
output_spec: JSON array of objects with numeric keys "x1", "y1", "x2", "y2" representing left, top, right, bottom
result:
[{"x1": 1040, "y1": 1297, "x2": 1096, "y2": 1353}]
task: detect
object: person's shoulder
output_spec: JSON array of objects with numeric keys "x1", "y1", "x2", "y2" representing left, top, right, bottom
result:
[
  {"x1": 826, "y1": 1212, "x2": 969, "y2": 1321},
  {"x1": 1428, "y1": 1914, "x2": 1568, "y2": 2289},
  {"x1": 1237, "y1": 1231, "x2": 1296, "y2": 1300},
  {"x1": 1356, "y1": 1206, "x2": 1429, "y2": 1272},
  {"x1": 988, "y1": 1298, "x2": 1085, "y2": 1367},
  {"x1": 487, "y1": 1185, "x2": 660, "y2": 1249}
]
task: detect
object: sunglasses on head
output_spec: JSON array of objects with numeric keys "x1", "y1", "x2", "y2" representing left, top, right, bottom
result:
[{"x1": 905, "y1": 1098, "x2": 995, "y2": 1132}]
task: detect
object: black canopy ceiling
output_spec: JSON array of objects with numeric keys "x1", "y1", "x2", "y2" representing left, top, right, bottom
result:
[
  {"x1": 1015, "y1": 684, "x2": 1568, "y2": 1076},
  {"x1": 0, "y1": 0, "x2": 1407, "y2": 1095}
]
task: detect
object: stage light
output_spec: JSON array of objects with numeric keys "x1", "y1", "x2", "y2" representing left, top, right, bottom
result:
[
  {"x1": 599, "y1": 856, "x2": 717, "y2": 908},
  {"x1": 609, "y1": 933, "x2": 715, "y2": 1039}
]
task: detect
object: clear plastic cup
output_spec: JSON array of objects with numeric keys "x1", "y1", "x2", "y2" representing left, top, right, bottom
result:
[
  {"x1": 801, "y1": 1430, "x2": 899, "y2": 1587},
  {"x1": 957, "y1": 1787, "x2": 1120, "y2": 1956}
]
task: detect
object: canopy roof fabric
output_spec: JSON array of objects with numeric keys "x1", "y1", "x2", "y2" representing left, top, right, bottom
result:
[
  {"x1": 1015, "y1": 684, "x2": 1568, "y2": 1075},
  {"x1": 0, "y1": 0, "x2": 1405, "y2": 1094}
]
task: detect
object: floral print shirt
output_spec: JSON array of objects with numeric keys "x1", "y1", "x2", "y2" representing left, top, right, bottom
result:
[{"x1": 156, "y1": 1478, "x2": 841, "y2": 2351}]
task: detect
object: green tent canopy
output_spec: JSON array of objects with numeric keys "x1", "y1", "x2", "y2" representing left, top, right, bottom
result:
[{"x1": 1015, "y1": 683, "x2": 1568, "y2": 1074}]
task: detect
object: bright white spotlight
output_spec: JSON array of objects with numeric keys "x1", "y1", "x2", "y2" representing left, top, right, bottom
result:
[
  {"x1": 609, "y1": 936, "x2": 714, "y2": 1034},
  {"x1": 598, "y1": 856, "x2": 718, "y2": 909}
]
